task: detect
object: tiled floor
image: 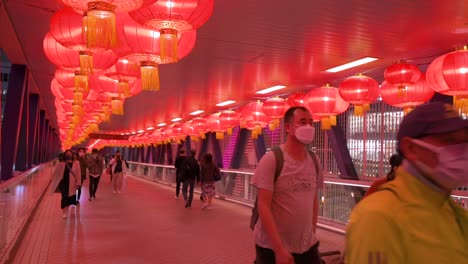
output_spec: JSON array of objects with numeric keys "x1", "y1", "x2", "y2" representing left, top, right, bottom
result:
[{"x1": 12, "y1": 175, "x2": 344, "y2": 264}]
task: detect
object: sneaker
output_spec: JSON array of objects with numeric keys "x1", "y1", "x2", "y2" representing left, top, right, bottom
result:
[
  {"x1": 62, "y1": 213, "x2": 67, "y2": 219},
  {"x1": 202, "y1": 203, "x2": 208, "y2": 210},
  {"x1": 185, "y1": 200, "x2": 191, "y2": 208},
  {"x1": 76, "y1": 201, "x2": 80, "y2": 206},
  {"x1": 88, "y1": 197, "x2": 92, "y2": 201},
  {"x1": 174, "y1": 196, "x2": 179, "y2": 199}
]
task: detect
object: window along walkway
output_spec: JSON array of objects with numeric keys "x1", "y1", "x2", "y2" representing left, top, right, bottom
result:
[{"x1": 12, "y1": 175, "x2": 344, "y2": 264}]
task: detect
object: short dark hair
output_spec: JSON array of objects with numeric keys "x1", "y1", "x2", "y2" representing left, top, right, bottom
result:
[
  {"x1": 283, "y1": 106, "x2": 309, "y2": 124},
  {"x1": 78, "y1": 147, "x2": 86, "y2": 153},
  {"x1": 92, "y1": 148, "x2": 98, "y2": 153},
  {"x1": 179, "y1": 149, "x2": 185, "y2": 154},
  {"x1": 190, "y1": 149, "x2": 196, "y2": 156},
  {"x1": 115, "y1": 150, "x2": 121, "y2": 154}
]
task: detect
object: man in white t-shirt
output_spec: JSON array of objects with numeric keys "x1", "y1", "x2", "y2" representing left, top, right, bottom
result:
[{"x1": 251, "y1": 106, "x2": 324, "y2": 264}]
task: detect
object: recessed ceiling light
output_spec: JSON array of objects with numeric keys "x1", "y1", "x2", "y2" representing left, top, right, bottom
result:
[
  {"x1": 138, "y1": 130, "x2": 144, "y2": 133},
  {"x1": 171, "y1": 117, "x2": 182, "y2": 122},
  {"x1": 216, "y1": 100, "x2": 236, "y2": 107},
  {"x1": 146, "y1": 126, "x2": 154, "y2": 130},
  {"x1": 324, "y1": 57, "x2": 379, "y2": 73},
  {"x1": 125, "y1": 133, "x2": 130, "y2": 135},
  {"x1": 190, "y1": 110, "x2": 204, "y2": 115},
  {"x1": 256, "y1": 85, "x2": 287, "y2": 94},
  {"x1": 157, "y1": 123, "x2": 167, "y2": 127}
]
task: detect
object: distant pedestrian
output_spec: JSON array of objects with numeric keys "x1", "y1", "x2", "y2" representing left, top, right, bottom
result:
[
  {"x1": 181, "y1": 149, "x2": 200, "y2": 208},
  {"x1": 199, "y1": 153, "x2": 220, "y2": 209},
  {"x1": 109, "y1": 151, "x2": 128, "y2": 194},
  {"x1": 51, "y1": 149, "x2": 81, "y2": 218},
  {"x1": 87, "y1": 148, "x2": 104, "y2": 200},
  {"x1": 76, "y1": 147, "x2": 88, "y2": 205}
]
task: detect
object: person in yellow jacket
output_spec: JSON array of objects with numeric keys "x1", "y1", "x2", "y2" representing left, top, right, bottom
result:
[{"x1": 346, "y1": 102, "x2": 468, "y2": 263}]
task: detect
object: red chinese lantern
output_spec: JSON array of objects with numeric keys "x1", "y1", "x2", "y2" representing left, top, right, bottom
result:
[
  {"x1": 206, "y1": 113, "x2": 225, "y2": 139},
  {"x1": 384, "y1": 61, "x2": 421, "y2": 95},
  {"x1": 182, "y1": 120, "x2": 199, "y2": 141},
  {"x1": 114, "y1": 14, "x2": 197, "y2": 91},
  {"x1": 89, "y1": 74, "x2": 142, "y2": 99},
  {"x1": 262, "y1": 97, "x2": 288, "y2": 130},
  {"x1": 219, "y1": 110, "x2": 240, "y2": 135},
  {"x1": 380, "y1": 76, "x2": 435, "y2": 114},
  {"x1": 129, "y1": 0, "x2": 213, "y2": 62},
  {"x1": 50, "y1": 7, "x2": 96, "y2": 75},
  {"x1": 191, "y1": 117, "x2": 207, "y2": 139},
  {"x1": 59, "y1": 0, "x2": 156, "y2": 49},
  {"x1": 339, "y1": 74, "x2": 379, "y2": 116},
  {"x1": 43, "y1": 32, "x2": 118, "y2": 73},
  {"x1": 171, "y1": 123, "x2": 185, "y2": 142},
  {"x1": 304, "y1": 84, "x2": 350, "y2": 130},
  {"x1": 287, "y1": 92, "x2": 306, "y2": 107},
  {"x1": 239, "y1": 101, "x2": 270, "y2": 139},
  {"x1": 103, "y1": 58, "x2": 141, "y2": 96}
]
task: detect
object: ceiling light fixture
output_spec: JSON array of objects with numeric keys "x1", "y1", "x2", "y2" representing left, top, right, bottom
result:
[
  {"x1": 171, "y1": 117, "x2": 182, "y2": 122},
  {"x1": 190, "y1": 110, "x2": 204, "y2": 115},
  {"x1": 324, "y1": 57, "x2": 379, "y2": 73},
  {"x1": 138, "y1": 130, "x2": 144, "y2": 133},
  {"x1": 256, "y1": 85, "x2": 287, "y2": 94},
  {"x1": 216, "y1": 100, "x2": 236, "y2": 107},
  {"x1": 157, "y1": 123, "x2": 167, "y2": 127},
  {"x1": 146, "y1": 126, "x2": 154, "y2": 130}
]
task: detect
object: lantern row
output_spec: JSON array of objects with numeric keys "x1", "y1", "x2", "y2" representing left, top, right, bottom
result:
[
  {"x1": 91, "y1": 49, "x2": 468, "y2": 149},
  {"x1": 44, "y1": 1, "x2": 215, "y2": 149}
]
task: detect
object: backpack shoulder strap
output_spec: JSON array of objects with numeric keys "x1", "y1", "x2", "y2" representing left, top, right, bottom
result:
[
  {"x1": 272, "y1": 146, "x2": 284, "y2": 182},
  {"x1": 307, "y1": 150, "x2": 320, "y2": 176}
]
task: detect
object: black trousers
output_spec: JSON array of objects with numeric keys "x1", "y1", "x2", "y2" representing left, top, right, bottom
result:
[
  {"x1": 89, "y1": 176, "x2": 101, "y2": 198},
  {"x1": 175, "y1": 174, "x2": 182, "y2": 197},
  {"x1": 255, "y1": 242, "x2": 322, "y2": 264},
  {"x1": 182, "y1": 178, "x2": 195, "y2": 204}
]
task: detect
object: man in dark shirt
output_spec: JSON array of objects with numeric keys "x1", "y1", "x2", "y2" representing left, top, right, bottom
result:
[
  {"x1": 181, "y1": 149, "x2": 200, "y2": 208},
  {"x1": 173, "y1": 149, "x2": 187, "y2": 199}
]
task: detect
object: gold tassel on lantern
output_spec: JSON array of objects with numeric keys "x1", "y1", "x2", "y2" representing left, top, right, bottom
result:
[
  {"x1": 216, "y1": 131, "x2": 224, "y2": 140},
  {"x1": 160, "y1": 28, "x2": 178, "y2": 63},
  {"x1": 79, "y1": 50, "x2": 94, "y2": 75},
  {"x1": 86, "y1": 1, "x2": 117, "y2": 49},
  {"x1": 321, "y1": 117, "x2": 331, "y2": 130},
  {"x1": 140, "y1": 61, "x2": 160, "y2": 91},
  {"x1": 403, "y1": 106, "x2": 414, "y2": 115},
  {"x1": 89, "y1": 123, "x2": 99, "y2": 132},
  {"x1": 200, "y1": 132, "x2": 206, "y2": 139},
  {"x1": 397, "y1": 85, "x2": 407, "y2": 97},
  {"x1": 354, "y1": 105, "x2": 364, "y2": 116},
  {"x1": 74, "y1": 89, "x2": 83, "y2": 105},
  {"x1": 363, "y1": 103, "x2": 370, "y2": 112},
  {"x1": 74, "y1": 72, "x2": 89, "y2": 93},
  {"x1": 111, "y1": 97, "x2": 124, "y2": 115},
  {"x1": 227, "y1": 127, "x2": 233, "y2": 135},
  {"x1": 72, "y1": 103, "x2": 82, "y2": 116},
  {"x1": 191, "y1": 136, "x2": 199, "y2": 142},
  {"x1": 330, "y1": 115, "x2": 337, "y2": 126},
  {"x1": 454, "y1": 95, "x2": 468, "y2": 115},
  {"x1": 118, "y1": 80, "x2": 131, "y2": 97}
]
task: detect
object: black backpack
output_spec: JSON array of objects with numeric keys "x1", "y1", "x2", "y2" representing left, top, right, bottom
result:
[
  {"x1": 180, "y1": 157, "x2": 194, "y2": 180},
  {"x1": 249, "y1": 146, "x2": 320, "y2": 231}
]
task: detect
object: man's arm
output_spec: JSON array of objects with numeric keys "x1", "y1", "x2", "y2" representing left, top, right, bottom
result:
[
  {"x1": 312, "y1": 193, "x2": 319, "y2": 233},
  {"x1": 257, "y1": 189, "x2": 288, "y2": 254}
]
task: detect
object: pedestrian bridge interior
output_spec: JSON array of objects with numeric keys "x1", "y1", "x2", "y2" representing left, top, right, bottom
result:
[{"x1": 1, "y1": 0, "x2": 468, "y2": 263}]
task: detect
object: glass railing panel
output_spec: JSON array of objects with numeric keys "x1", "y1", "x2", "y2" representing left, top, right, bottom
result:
[
  {"x1": 127, "y1": 162, "x2": 468, "y2": 227},
  {"x1": 0, "y1": 161, "x2": 57, "y2": 260}
]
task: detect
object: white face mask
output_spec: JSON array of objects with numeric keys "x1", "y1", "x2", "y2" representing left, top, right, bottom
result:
[
  {"x1": 412, "y1": 139, "x2": 468, "y2": 190},
  {"x1": 294, "y1": 124, "x2": 315, "y2": 145},
  {"x1": 78, "y1": 152, "x2": 85, "y2": 157}
]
